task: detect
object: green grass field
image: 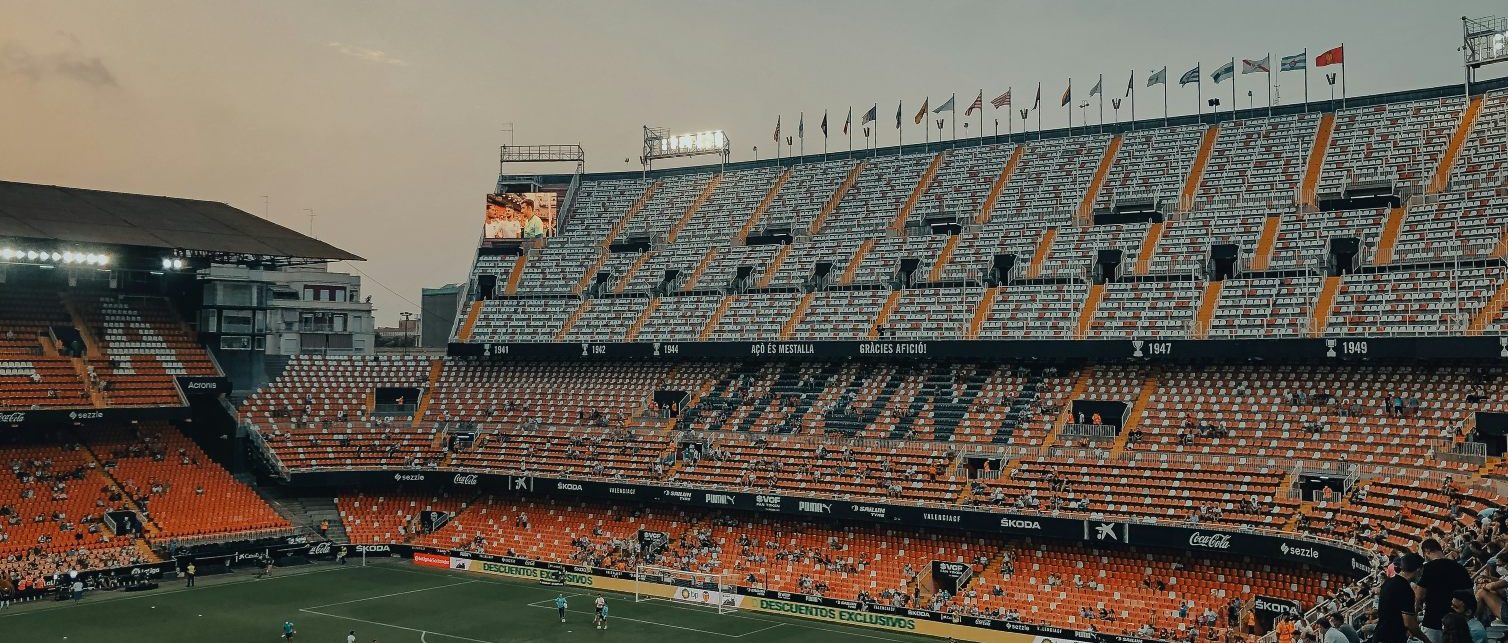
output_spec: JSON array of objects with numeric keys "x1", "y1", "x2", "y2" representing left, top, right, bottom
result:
[{"x1": 1, "y1": 560, "x2": 944, "y2": 643}]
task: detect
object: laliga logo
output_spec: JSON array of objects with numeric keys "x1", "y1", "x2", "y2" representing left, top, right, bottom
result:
[
  {"x1": 452, "y1": 474, "x2": 479, "y2": 486},
  {"x1": 1188, "y1": 532, "x2": 1232, "y2": 549}
]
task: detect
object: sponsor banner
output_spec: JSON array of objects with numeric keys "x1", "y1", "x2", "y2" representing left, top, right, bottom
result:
[
  {"x1": 175, "y1": 376, "x2": 230, "y2": 396},
  {"x1": 1250, "y1": 595, "x2": 1303, "y2": 620},
  {"x1": 672, "y1": 585, "x2": 742, "y2": 608},
  {"x1": 0, "y1": 405, "x2": 189, "y2": 428},
  {"x1": 355, "y1": 545, "x2": 392, "y2": 556},
  {"x1": 448, "y1": 335, "x2": 1507, "y2": 364},
  {"x1": 412, "y1": 552, "x2": 452, "y2": 569},
  {"x1": 931, "y1": 560, "x2": 974, "y2": 595},
  {"x1": 288, "y1": 472, "x2": 1368, "y2": 577}
]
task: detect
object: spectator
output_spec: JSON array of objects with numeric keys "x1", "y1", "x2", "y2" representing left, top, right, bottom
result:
[
  {"x1": 1377, "y1": 553, "x2": 1427, "y2": 643},
  {"x1": 1418, "y1": 537, "x2": 1472, "y2": 643}
]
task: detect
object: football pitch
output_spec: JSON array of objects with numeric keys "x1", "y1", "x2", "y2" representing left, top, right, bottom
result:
[{"x1": 1, "y1": 560, "x2": 944, "y2": 643}]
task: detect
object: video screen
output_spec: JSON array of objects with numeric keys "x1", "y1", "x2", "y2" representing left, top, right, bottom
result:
[{"x1": 484, "y1": 192, "x2": 557, "y2": 240}]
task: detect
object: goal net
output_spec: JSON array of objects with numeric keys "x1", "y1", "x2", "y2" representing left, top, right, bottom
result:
[{"x1": 633, "y1": 565, "x2": 741, "y2": 614}]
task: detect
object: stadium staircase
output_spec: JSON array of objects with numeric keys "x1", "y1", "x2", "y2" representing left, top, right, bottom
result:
[
  {"x1": 553, "y1": 300, "x2": 591, "y2": 340},
  {"x1": 573, "y1": 253, "x2": 609, "y2": 294},
  {"x1": 680, "y1": 247, "x2": 719, "y2": 292},
  {"x1": 1133, "y1": 221, "x2": 1166, "y2": 275},
  {"x1": 1076, "y1": 134, "x2": 1123, "y2": 224},
  {"x1": 968, "y1": 287, "x2": 998, "y2": 339},
  {"x1": 839, "y1": 239, "x2": 876, "y2": 285},
  {"x1": 1039, "y1": 367, "x2": 1096, "y2": 452},
  {"x1": 664, "y1": 173, "x2": 722, "y2": 243},
  {"x1": 1025, "y1": 227, "x2": 1058, "y2": 278},
  {"x1": 1109, "y1": 370, "x2": 1159, "y2": 457},
  {"x1": 779, "y1": 293, "x2": 816, "y2": 339},
  {"x1": 809, "y1": 162, "x2": 867, "y2": 235},
  {"x1": 1309, "y1": 275, "x2": 1342, "y2": 336},
  {"x1": 1191, "y1": 280, "x2": 1224, "y2": 339},
  {"x1": 612, "y1": 251, "x2": 654, "y2": 294},
  {"x1": 624, "y1": 298, "x2": 660, "y2": 342},
  {"x1": 503, "y1": 255, "x2": 527, "y2": 295},
  {"x1": 891, "y1": 151, "x2": 946, "y2": 231},
  {"x1": 237, "y1": 483, "x2": 349, "y2": 544},
  {"x1": 869, "y1": 290, "x2": 903, "y2": 338},
  {"x1": 1298, "y1": 112, "x2": 1335, "y2": 207},
  {"x1": 976, "y1": 146, "x2": 1024, "y2": 224},
  {"x1": 928, "y1": 234, "x2": 961, "y2": 282},
  {"x1": 1074, "y1": 283, "x2": 1105, "y2": 338},
  {"x1": 69, "y1": 357, "x2": 107, "y2": 407},
  {"x1": 61, "y1": 297, "x2": 99, "y2": 355},
  {"x1": 1373, "y1": 206, "x2": 1408, "y2": 265},
  {"x1": 78, "y1": 441, "x2": 160, "y2": 537},
  {"x1": 457, "y1": 301, "x2": 483, "y2": 342},
  {"x1": 1179, "y1": 124, "x2": 1219, "y2": 213},
  {"x1": 1429, "y1": 95, "x2": 1484, "y2": 194},
  {"x1": 1249, "y1": 214, "x2": 1283, "y2": 271},
  {"x1": 602, "y1": 180, "x2": 662, "y2": 249},
  {"x1": 411, "y1": 360, "x2": 444, "y2": 427},
  {"x1": 1468, "y1": 280, "x2": 1508, "y2": 335},
  {"x1": 1494, "y1": 232, "x2": 1508, "y2": 259},
  {"x1": 698, "y1": 296, "x2": 735, "y2": 340},
  {"x1": 734, "y1": 168, "x2": 793, "y2": 244},
  {"x1": 756, "y1": 244, "x2": 792, "y2": 289}
]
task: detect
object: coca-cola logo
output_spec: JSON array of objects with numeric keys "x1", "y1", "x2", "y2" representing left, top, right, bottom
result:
[
  {"x1": 0, "y1": 412, "x2": 24, "y2": 423},
  {"x1": 1188, "y1": 532, "x2": 1232, "y2": 549},
  {"x1": 452, "y1": 474, "x2": 479, "y2": 486},
  {"x1": 307, "y1": 542, "x2": 332, "y2": 556}
]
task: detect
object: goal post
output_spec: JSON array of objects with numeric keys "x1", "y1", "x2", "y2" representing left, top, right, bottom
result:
[{"x1": 633, "y1": 565, "x2": 742, "y2": 614}]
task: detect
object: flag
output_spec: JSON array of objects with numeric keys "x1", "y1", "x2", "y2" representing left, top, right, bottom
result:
[
  {"x1": 820, "y1": 111, "x2": 828, "y2": 137},
  {"x1": 895, "y1": 101, "x2": 902, "y2": 129},
  {"x1": 1125, "y1": 71, "x2": 1134, "y2": 96},
  {"x1": 843, "y1": 107, "x2": 852, "y2": 134},
  {"x1": 1089, "y1": 76, "x2": 1102, "y2": 97},
  {"x1": 861, "y1": 104, "x2": 877, "y2": 125},
  {"x1": 1280, "y1": 52, "x2": 1306, "y2": 72},
  {"x1": 1033, "y1": 83, "x2": 1041, "y2": 109},
  {"x1": 914, "y1": 98, "x2": 928, "y2": 124},
  {"x1": 1148, "y1": 66, "x2": 1167, "y2": 87},
  {"x1": 991, "y1": 89, "x2": 1011, "y2": 108},
  {"x1": 1211, "y1": 60, "x2": 1235, "y2": 83},
  {"x1": 798, "y1": 113, "x2": 804, "y2": 139},
  {"x1": 965, "y1": 91, "x2": 984, "y2": 115},
  {"x1": 1060, "y1": 81, "x2": 1071, "y2": 107},
  {"x1": 1179, "y1": 64, "x2": 1200, "y2": 86},
  {"x1": 934, "y1": 95, "x2": 955, "y2": 113},
  {"x1": 773, "y1": 116, "x2": 780, "y2": 142},
  {"x1": 1242, "y1": 55, "x2": 1270, "y2": 74},
  {"x1": 1316, "y1": 45, "x2": 1344, "y2": 67}
]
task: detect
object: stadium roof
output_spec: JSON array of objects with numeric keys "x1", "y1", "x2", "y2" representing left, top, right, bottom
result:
[{"x1": 0, "y1": 181, "x2": 362, "y2": 261}]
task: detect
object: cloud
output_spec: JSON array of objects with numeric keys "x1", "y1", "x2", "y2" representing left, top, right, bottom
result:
[
  {"x1": 0, "y1": 36, "x2": 118, "y2": 88},
  {"x1": 327, "y1": 41, "x2": 407, "y2": 66}
]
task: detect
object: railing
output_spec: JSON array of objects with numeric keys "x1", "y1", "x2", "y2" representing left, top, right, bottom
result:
[{"x1": 1058, "y1": 423, "x2": 1118, "y2": 440}]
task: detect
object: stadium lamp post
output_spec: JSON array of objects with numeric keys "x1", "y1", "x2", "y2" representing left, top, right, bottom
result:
[
  {"x1": 753, "y1": 146, "x2": 758, "y2": 162},
  {"x1": 1112, "y1": 98, "x2": 1122, "y2": 127},
  {"x1": 401, "y1": 311, "x2": 414, "y2": 350}
]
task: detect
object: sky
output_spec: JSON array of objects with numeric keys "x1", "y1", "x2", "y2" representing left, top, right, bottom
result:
[{"x1": 2, "y1": 0, "x2": 1504, "y2": 324}]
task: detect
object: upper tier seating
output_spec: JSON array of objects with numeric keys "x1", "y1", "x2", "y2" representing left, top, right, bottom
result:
[{"x1": 1318, "y1": 96, "x2": 1465, "y2": 194}]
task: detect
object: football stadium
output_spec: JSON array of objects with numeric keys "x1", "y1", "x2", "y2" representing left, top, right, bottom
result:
[{"x1": 6, "y1": 4, "x2": 1508, "y2": 643}]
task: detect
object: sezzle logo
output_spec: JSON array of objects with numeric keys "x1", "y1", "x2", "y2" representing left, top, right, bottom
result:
[
  {"x1": 1188, "y1": 532, "x2": 1232, "y2": 549},
  {"x1": 556, "y1": 482, "x2": 583, "y2": 491},
  {"x1": 393, "y1": 473, "x2": 425, "y2": 482},
  {"x1": 998, "y1": 518, "x2": 1041, "y2": 530},
  {"x1": 69, "y1": 411, "x2": 104, "y2": 420},
  {"x1": 1280, "y1": 542, "x2": 1319, "y2": 559},
  {"x1": 452, "y1": 474, "x2": 479, "y2": 486}
]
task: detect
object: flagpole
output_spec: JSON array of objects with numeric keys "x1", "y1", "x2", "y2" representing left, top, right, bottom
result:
[
  {"x1": 1260, "y1": 54, "x2": 1268, "y2": 115},
  {"x1": 1066, "y1": 78, "x2": 1072, "y2": 137},
  {"x1": 1340, "y1": 43, "x2": 1347, "y2": 108},
  {"x1": 1303, "y1": 48, "x2": 1310, "y2": 113},
  {"x1": 951, "y1": 92, "x2": 957, "y2": 140},
  {"x1": 1197, "y1": 72, "x2": 1202, "y2": 122},
  {"x1": 822, "y1": 111, "x2": 827, "y2": 161},
  {"x1": 1229, "y1": 58, "x2": 1237, "y2": 121},
  {"x1": 977, "y1": 90, "x2": 984, "y2": 145},
  {"x1": 1162, "y1": 74, "x2": 1168, "y2": 126},
  {"x1": 1098, "y1": 74, "x2": 1104, "y2": 134},
  {"x1": 799, "y1": 112, "x2": 804, "y2": 159}
]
